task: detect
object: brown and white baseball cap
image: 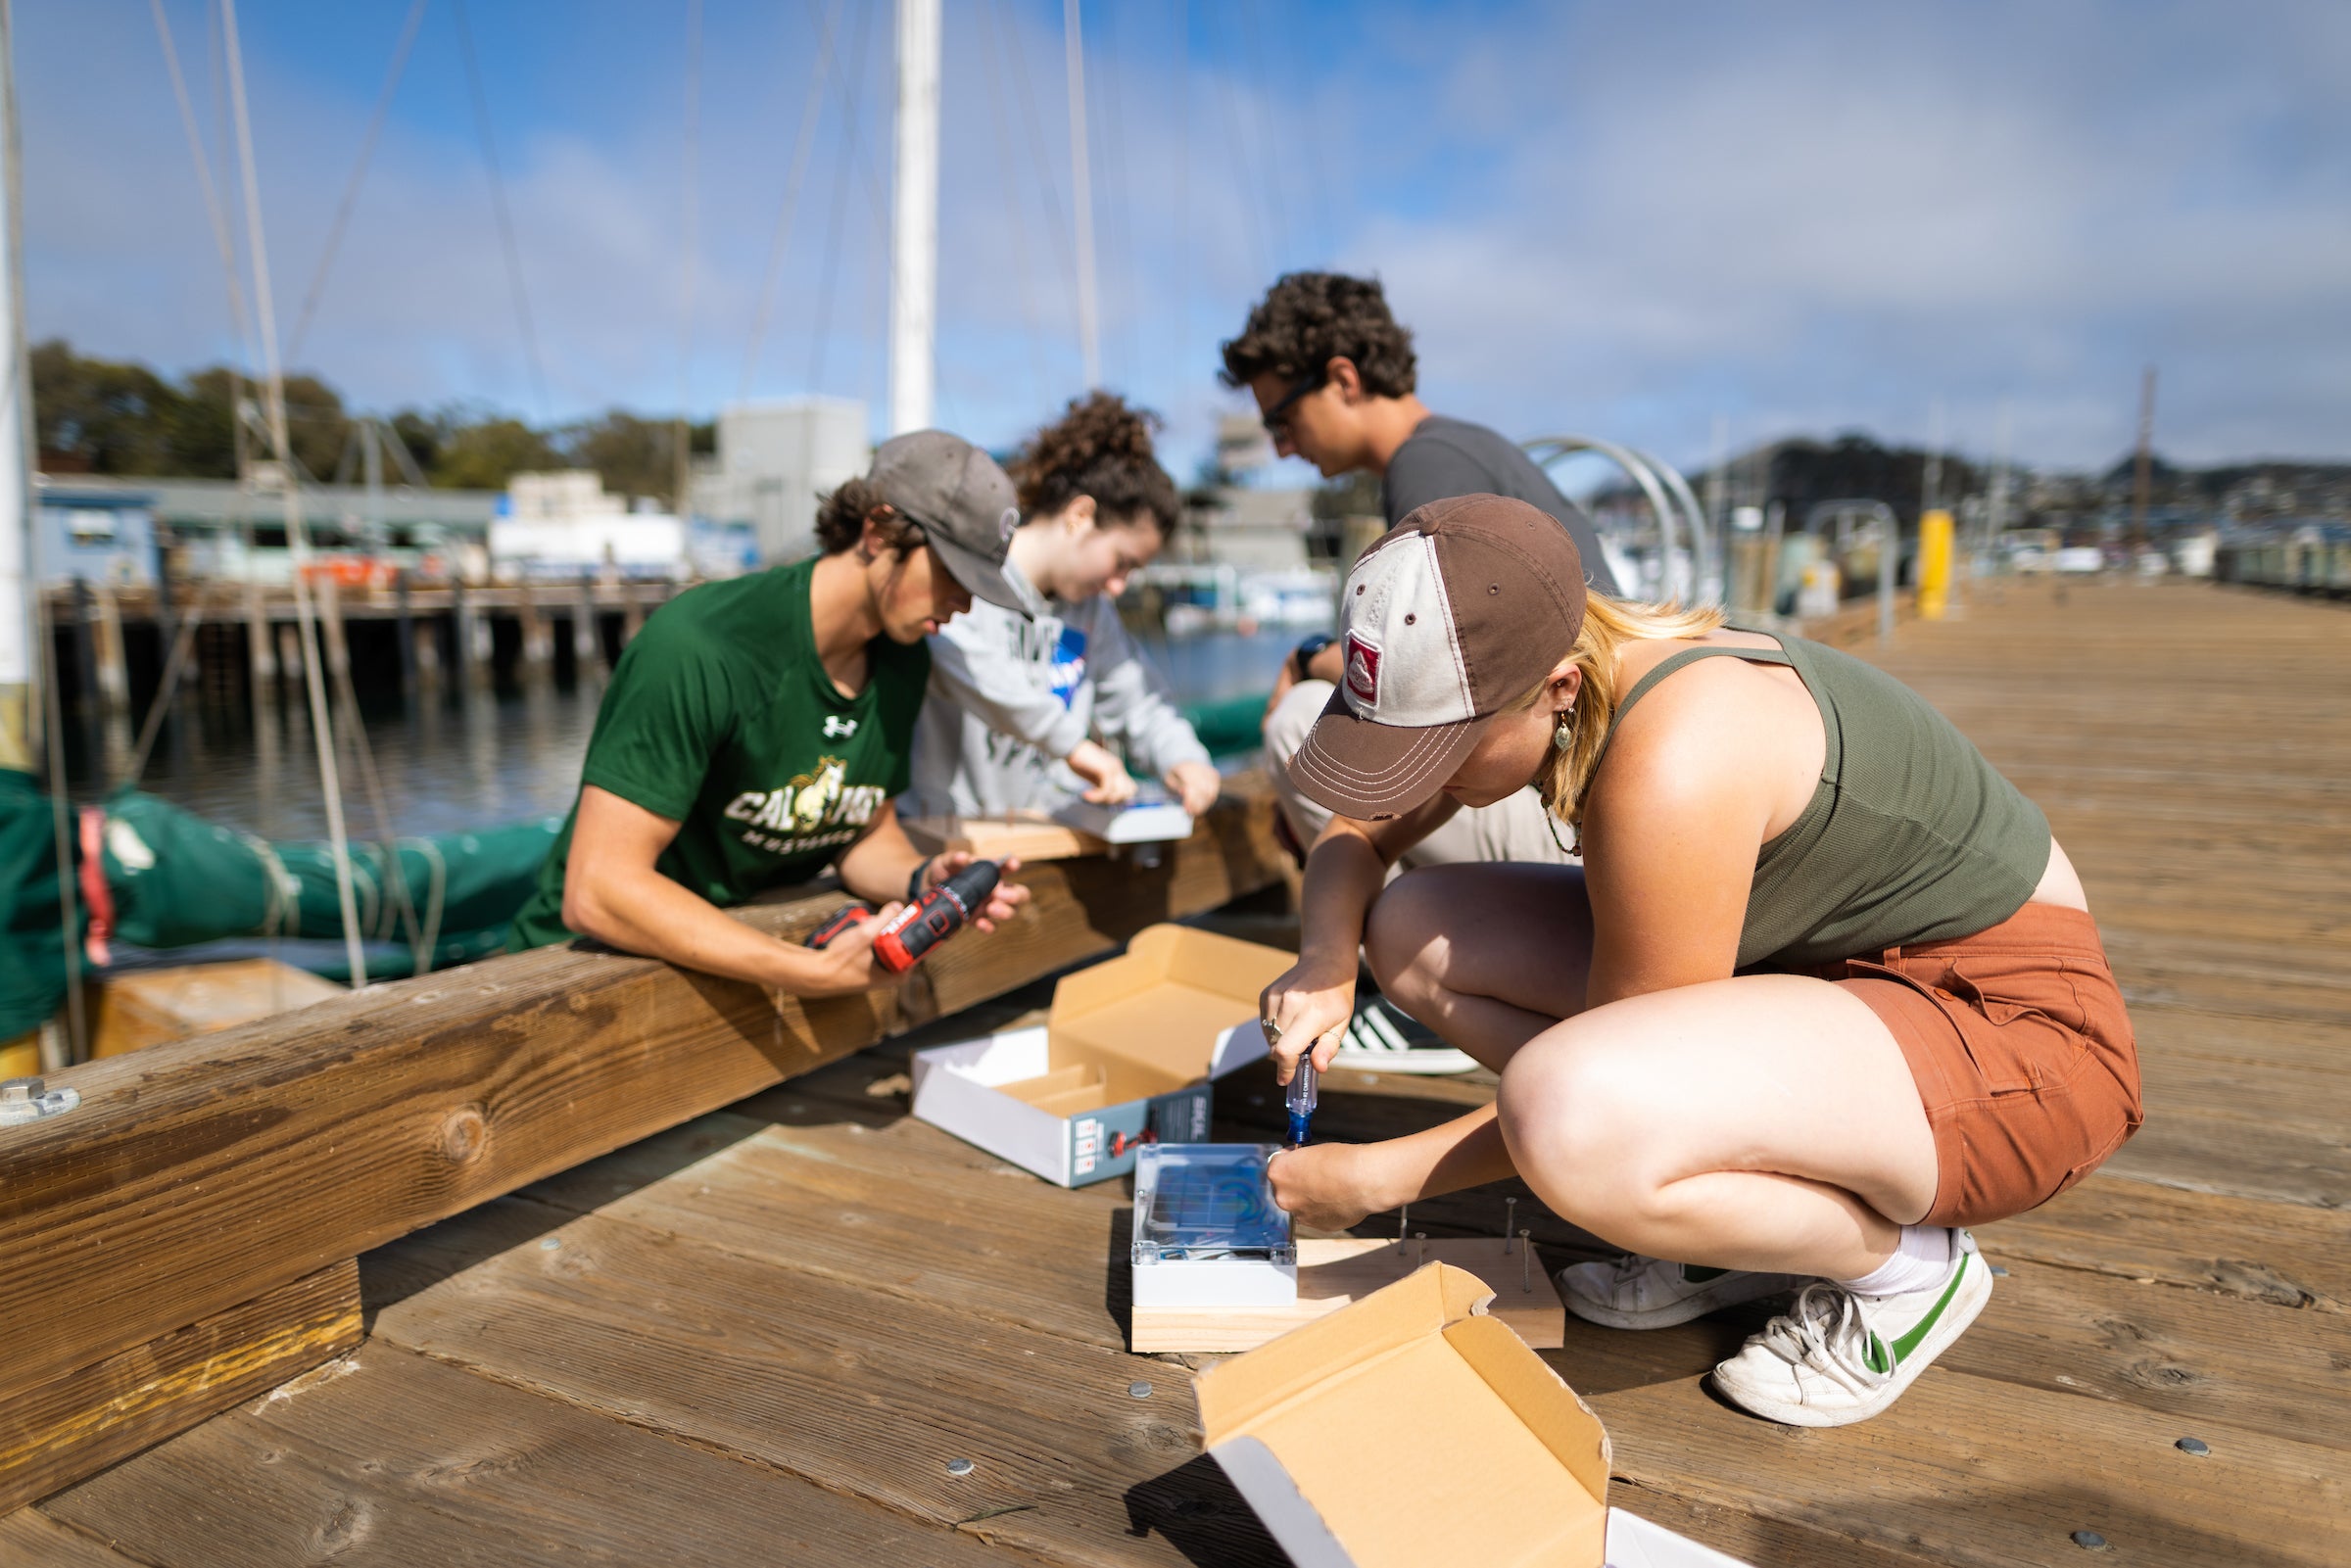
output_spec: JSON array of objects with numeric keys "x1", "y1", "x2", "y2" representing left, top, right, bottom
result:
[
  {"x1": 870, "y1": 429, "x2": 1031, "y2": 617},
  {"x1": 1289, "y1": 494, "x2": 1587, "y2": 819}
]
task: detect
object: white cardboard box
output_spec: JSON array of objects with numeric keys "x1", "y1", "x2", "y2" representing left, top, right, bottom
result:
[
  {"x1": 908, "y1": 925, "x2": 1294, "y2": 1187},
  {"x1": 1197, "y1": 1263, "x2": 1752, "y2": 1568}
]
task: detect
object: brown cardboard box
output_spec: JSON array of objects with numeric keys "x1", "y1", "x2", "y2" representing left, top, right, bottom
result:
[
  {"x1": 910, "y1": 924, "x2": 1292, "y2": 1186},
  {"x1": 1197, "y1": 1263, "x2": 1751, "y2": 1568}
]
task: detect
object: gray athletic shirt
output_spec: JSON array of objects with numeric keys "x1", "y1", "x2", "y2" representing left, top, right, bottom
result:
[
  {"x1": 1384, "y1": 415, "x2": 1620, "y2": 594},
  {"x1": 905, "y1": 560, "x2": 1212, "y2": 820}
]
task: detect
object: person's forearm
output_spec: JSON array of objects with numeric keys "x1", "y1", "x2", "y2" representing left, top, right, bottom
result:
[
  {"x1": 569, "y1": 861, "x2": 842, "y2": 991},
  {"x1": 1297, "y1": 828, "x2": 1388, "y2": 973},
  {"x1": 1373, "y1": 1104, "x2": 1518, "y2": 1208},
  {"x1": 837, "y1": 817, "x2": 929, "y2": 906}
]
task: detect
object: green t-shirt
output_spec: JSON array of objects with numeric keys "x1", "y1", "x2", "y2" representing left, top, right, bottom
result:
[{"x1": 506, "y1": 557, "x2": 929, "y2": 951}]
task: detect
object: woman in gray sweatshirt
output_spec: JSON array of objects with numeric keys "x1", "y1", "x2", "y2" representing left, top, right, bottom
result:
[{"x1": 906, "y1": 393, "x2": 1221, "y2": 822}]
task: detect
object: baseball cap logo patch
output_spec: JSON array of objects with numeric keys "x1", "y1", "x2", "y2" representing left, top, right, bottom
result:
[
  {"x1": 999, "y1": 506, "x2": 1020, "y2": 543},
  {"x1": 1344, "y1": 634, "x2": 1380, "y2": 707}
]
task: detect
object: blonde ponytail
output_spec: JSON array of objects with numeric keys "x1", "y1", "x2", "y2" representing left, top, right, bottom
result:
[{"x1": 1516, "y1": 592, "x2": 1729, "y2": 836}]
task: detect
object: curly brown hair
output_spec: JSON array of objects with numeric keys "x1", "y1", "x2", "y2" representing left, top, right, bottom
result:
[
  {"x1": 1013, "y1": 391, "x2": 1178, "y2": 537},
  {"x1": 1218, "y1": 272, "x2": 1418, "y2": 398},
  {"x1": 813, "y1": 476, "x2": 926, "y2": 555}
]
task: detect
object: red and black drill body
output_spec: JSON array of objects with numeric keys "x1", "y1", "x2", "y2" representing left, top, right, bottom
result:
[{"x1": 804, "y1": 859, "x2": 1001, "y2": 974}]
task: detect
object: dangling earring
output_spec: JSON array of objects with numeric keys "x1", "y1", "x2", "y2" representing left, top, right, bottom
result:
[{"x1": 1553, "y1": 704, "x2": 1576, "y2": 750}]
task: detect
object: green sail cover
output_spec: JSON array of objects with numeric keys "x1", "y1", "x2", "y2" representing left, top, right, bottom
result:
[
  {"x1": 100, "y1": 790, "x2": 558, "y2": 958},
  {"x1": 0, "y1": 769, "x2": 75, "y2": 1041},
  {"x1": 0, "y1": 776, "x2": 559, "y2": 1039}
]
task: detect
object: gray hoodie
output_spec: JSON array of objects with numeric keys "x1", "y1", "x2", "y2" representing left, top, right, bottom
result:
[{"x1": 905, "y1": 562, "x2": 1212, "y2": 819}]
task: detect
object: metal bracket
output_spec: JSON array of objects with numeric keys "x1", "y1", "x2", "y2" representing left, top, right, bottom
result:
[{"x1": 0, "y1": 1076, "x2": 80, "y2": 1126}]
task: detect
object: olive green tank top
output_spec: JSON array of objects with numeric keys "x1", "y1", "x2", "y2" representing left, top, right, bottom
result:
[{"x1": 1599, "y1": 631, "x2": 2050, "y2": 969}]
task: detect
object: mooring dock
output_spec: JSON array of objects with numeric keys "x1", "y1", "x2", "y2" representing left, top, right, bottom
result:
[{"x1": 4, "y1": 576, "x2": 2346, "y2": 1567}]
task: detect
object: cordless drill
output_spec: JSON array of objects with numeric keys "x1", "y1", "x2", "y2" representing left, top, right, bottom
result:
[{"x1": 805, "y1": 859, "x2": 1001, "y2": 974}]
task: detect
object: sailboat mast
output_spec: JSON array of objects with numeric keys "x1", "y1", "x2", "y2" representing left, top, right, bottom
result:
[
  {"x1": 0, "y1": 0, "x2": 33, "y2": 774},
  {"x1": 888, "y1": 0, "x2": 939, "y2": 436}
]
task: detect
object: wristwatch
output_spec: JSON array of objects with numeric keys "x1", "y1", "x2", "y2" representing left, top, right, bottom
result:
[{"x1": 1290, "y1": 633, "x2": 1336, "y2": 683}]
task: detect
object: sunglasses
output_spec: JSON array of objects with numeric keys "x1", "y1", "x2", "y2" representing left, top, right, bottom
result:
[{"x1": 1260, "y1": 371, "x2": 1327, "y2": 440}]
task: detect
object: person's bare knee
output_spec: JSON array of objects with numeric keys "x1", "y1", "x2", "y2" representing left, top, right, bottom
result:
[
  {"x1": 1365, "y1": 869, "x2": 1460, "y2": 1013},
  {"x1": 1498, "y1": 1031, "x2": 1660, "y2": 1229}
]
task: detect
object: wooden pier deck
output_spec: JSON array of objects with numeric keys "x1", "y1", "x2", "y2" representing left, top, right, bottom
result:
[{"x1": 7, "y1": 577, "x2": 2347, "y2": 1566}]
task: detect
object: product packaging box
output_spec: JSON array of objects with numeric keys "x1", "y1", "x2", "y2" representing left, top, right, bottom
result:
[
  {"x1": 908, "y1": 925, "x2": 1293, "y2": 1186},
  {"x1": 1196, "y1": 1263, "x2": 1752, "y2": 1568},
  {"x1": 1049, "y1": 791, "x2": 1195, "y2": 845}
]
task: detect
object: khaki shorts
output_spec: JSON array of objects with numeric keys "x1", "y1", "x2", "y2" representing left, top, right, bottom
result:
[{"x1": 1811, "y1": 903, "x2": 2142, "y2": 1228}]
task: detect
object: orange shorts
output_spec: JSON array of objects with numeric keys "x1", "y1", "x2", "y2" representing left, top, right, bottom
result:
[{"x1": 1811, "y1": 903, "x2": 2142, "y2": 1228}]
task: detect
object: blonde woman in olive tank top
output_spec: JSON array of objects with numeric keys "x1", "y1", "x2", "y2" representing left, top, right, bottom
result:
[{"x1": 1260, "y1": 495, "x2": 2140, "y2": 1428}]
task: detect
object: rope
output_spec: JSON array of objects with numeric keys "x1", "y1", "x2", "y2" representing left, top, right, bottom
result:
[
  {"x1": 285, "y1": 0, "x2": 428, "y2": 366},
  {"x1": 449, "y1": 0, "x2": 551, "y2": 418},
  {"x1": 119, "y1": 581, "x2": 215, "y2": 790},
  {"x1": 402, "y1": 834, "x2": 448, "y2": 970},
  {"x1": 219, "y1": 0, "x2": 370, "y2": 988},
  {"x1": 738, "y1": 0, "x2": 844, "y2": 402}
]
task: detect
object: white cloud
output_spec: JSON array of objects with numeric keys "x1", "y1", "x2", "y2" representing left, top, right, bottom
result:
[{"x1": 19, "y1": 0, "x2": 2350, "y2": 479}]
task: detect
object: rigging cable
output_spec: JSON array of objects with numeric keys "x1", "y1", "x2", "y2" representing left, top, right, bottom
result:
[
  {"x1": 806, "y1": 0, "x2": 876, "y2": 393},
  {"x1": 991, "y1": 0, "x2": 1076, "y2": 304},
  {"x1": 1091, "y1": 0, "x2": 1137, "y2": 389},
  {"x1": 739, "y1": 0, "x2": 844, "y2": 402},
  {"x1": 972, "y1": 0, "x2": 1050, "y2": 410},
  {"x1": 449, "y1": 0, "x2": 552, "y2": 419},
  {"x1": 673, "y1": 0, "x2": 699, "y2": 518},
  {"x1": 1064, "y1": 0, "x2": 1098, "y2": 389},
  {"x1": 219, "y1": 0, "x2": 370, "y2": 986},
  {"x1": 4, "y1": 0, "x2": 85, "y2": 1062},
  {"x1": 1210, "y1": 6, "x2": 1268, "y2": 280},
  {"x1": 285, "y1": 0, "x2": 429, "y2": 366}
]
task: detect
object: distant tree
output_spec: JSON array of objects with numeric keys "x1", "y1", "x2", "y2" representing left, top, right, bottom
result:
[
  {"x1": 31, "y1": 340, "x2": 186, "y2": 474},
  {"x1": 169, "y1": 368, "x2": 244, "y2": 478},
  {"x1": 560, "y1": 409, "x2": 675, "y2": 505},
  {"x1": 432, "y1": 418, "x2": 560, "y2": 491}
]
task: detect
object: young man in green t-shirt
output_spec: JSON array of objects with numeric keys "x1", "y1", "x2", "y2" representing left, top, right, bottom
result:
[{"x1": 507, "y1": 430, "x2": 1031, "y2": 995}]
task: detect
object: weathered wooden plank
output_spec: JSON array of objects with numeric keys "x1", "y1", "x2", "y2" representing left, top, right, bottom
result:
[
  {"x1": 39, "y1": 1343, "x2": 1039, "y2": 1568},
  {"x1": 0, "y1": 1507, "x2": 144, "y2": 1567},
  {"x1": 1590, "y1": 1367, "x2": 2350, "y2": 1567},
  {"x1": 366, "y1": 1205, "x2": 1284, "y2": 1568},
  {"x1": 2101, "y1": 1108, "x2": 2351, "y2": 1208},
  {"x1": 0, "y1": 1260, "x2": 361, "y2": 1515},
  {"x1": 1982, "y1": 1174, "x2": 2348, "y2": 1311},
  {"x1": 0, "y1": 795, "x2": 1285, "y2": 1405}
]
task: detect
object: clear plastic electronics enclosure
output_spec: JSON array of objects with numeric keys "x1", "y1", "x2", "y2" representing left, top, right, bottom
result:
[{"x1": 1130, "y1": 1145, "x2": 1297, "y2": 1314}]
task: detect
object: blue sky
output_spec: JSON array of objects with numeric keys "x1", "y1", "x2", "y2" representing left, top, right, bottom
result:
[{"x1": 21, "y1": 1, "x2": 2351, "y2": 480}]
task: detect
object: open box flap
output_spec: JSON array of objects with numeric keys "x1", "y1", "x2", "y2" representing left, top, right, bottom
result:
[
  {"x1": 1200, "y1": 1263, "x2": 1610, "y2": 1568},
  {"x1": 1047, "y1": 926, "x2": 1293, "y2": 1080}
]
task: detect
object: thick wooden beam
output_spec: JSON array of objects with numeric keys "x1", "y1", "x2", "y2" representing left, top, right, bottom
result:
[
  {"x1": 1, "y1": 1259, "x2": 361, "y2": 1514},
  {"x1": 0, "y1": 791, "x2": 1286, "y2": 1416}
]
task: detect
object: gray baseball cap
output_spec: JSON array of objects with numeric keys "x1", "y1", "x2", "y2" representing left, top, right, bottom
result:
[{"x1": 869, "y1": 430, "x2": 1030, "y2": 618}]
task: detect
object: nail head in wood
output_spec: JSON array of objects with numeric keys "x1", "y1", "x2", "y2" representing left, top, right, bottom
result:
[
  {"x1": 947, "y1": 1458, "x2": 975, "y2": 1477},
  {"x1": 1128, "y1": 1380, "x2": 1153, "y2": 1400},
  {"x1": 2071, "y1": 1530, "x2": 2108, "y2": 1550},
  {"x1": 2176, "y1": 1437, "x2": 2209, "y2": 1456}
]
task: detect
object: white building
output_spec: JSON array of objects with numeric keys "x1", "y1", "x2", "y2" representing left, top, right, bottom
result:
[
  {"x1": 491, "y1": 471, "x2": 687, "y2": 580},
  {"x1": 693, "y1": 398, "x2": 869, "y2": 563}
]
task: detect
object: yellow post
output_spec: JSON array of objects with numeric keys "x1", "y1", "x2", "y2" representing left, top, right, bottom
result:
[{"x1": 1917, "y1": 508, "x2": 1954, "y2": 620}]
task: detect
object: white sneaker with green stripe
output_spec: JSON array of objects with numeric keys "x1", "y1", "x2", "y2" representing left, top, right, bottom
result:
[
  {"x1": 1710, "y1": 1230, "x2": 1992, "y2": 1426},
  {"x1": 1558, "y1": 1255, "x2": 1804, "y2": 1330}
]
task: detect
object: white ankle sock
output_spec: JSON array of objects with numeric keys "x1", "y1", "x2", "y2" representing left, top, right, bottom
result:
[{"x1": 1837, "y1": 1225, "x2": 1956, "y2": 1298}]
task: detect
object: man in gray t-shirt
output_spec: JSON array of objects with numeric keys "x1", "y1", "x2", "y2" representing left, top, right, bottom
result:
[{"x1": 1220, "y1": 271, "x2": 1607, "y2": 873}]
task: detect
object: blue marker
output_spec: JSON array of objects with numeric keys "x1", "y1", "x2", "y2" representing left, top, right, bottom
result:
[{"x1": 1286, "y1": 1056, "x2": 1319, "y2": 1148}]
